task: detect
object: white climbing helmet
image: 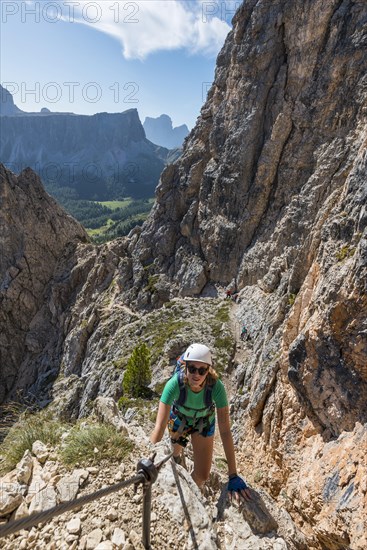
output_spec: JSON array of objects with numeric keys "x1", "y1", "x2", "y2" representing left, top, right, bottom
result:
[{"x1": 183, "y1": 343, "x2": 212, "y2": 365}]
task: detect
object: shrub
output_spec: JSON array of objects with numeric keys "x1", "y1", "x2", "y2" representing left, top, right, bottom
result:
[
  {"x1": 60, "y1": 423, "x2": 133, "y2": 467},
  {"x1": 336, "y1": 245, "x2": 355, "y2": 261},
  {"x1": 123, "y1": 342, "x2": 152, "y2": 398},
  {"x1": 0, "y1": 410, "x2": 67, "y2": 474},
  {"x1": 145, "y1": 274, "x2": 159, "y2": 294},
  {"x1": 288, "y1": 293, "x2": 297, "y2": 306}
]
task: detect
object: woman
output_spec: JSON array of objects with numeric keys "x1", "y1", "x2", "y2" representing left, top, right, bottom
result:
[{"x1": 151, "y1": 343, "x2": 251, "y2": 501}]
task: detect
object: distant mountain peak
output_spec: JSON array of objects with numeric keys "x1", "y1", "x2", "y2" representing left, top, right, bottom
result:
[
  {"x1": 143, "y1": 114, "x2": 189, "y2": 149},
  {"x1": 0, "y1": 84, "x2": 24, "y2": 116}
]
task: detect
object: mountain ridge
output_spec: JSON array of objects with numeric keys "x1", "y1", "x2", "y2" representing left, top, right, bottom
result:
[{"x1": 0, "y1": 106, "x2": 168, "y2": 200}]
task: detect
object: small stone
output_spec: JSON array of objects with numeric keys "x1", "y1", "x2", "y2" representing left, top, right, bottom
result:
[
  {"x1": 106, "y1": 507, "x2": 118, "y2": 521},
  {"x1": 86, "y1": 528, "x2": 103, "y2": 549},
  {"x1": 114, "y1": 471, "x2": 124, "y2": 481},
  {"x1": 92, "y1": 517, "x2": 103, "y2": 528},
  {"x1": 112, "y1": 527, "x2": 126, "y2": 548},
  {"x1": 65, "y1": 534, "x2": 79, "y2": 543},
  {"x1": 66, "y1": 517, "x2": 81, "y2": 534}
]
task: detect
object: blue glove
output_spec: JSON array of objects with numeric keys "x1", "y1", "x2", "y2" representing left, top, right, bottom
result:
[{"x1": 228, "y1": 474, "x2": 248, "y2": 492}]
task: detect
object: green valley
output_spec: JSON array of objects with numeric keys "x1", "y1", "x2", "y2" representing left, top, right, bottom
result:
[{"x1": 45, "y1": 183, "x2": 154, "y2": 243}]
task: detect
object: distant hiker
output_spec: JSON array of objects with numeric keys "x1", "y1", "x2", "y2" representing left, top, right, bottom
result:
[
  {"x1": 240, "y1": 325, "x2": 249, "y2": 341},
  {"x1": 225, "y1": 289, "x2": 239, "y2": 302},
  {"x1": 151, "y1": 343, "x2": 251, "y2": 501}
]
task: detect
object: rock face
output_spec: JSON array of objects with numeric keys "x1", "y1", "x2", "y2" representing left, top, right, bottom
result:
[
  {"x1": 134, "y1": 0, "x2": 366, "y2": 293},
  {"x1": 0, "y1": 105, "x2": 168, "y2": 199},
  {"x1": 1, "y1": 0, "x2": 366, "y2": 548},
  {"x1": 0, "y1": 165, "x2": 88, "y2": 403},
  {"x1": 131, "y1": 0, "x2": 367, "y2": 547},
  {"x1": 143, "y1": 114, "x2": 189, "y2": 149}
]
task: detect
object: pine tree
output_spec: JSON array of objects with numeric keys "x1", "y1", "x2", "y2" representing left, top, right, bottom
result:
[{"x1": 123, "y1": 342, "x2": 152, "y2": 397}]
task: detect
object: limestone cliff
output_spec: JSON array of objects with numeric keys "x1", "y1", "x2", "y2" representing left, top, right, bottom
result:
[
  {"x1": 0, "y1": 0, "x2": 366, "y2": 548},
  {"x1": 125, "y1": 0, "x2": 367, "y2": 546},
  {"x1": 0, "y1": 166, "x2": 88, "y2": 403}
]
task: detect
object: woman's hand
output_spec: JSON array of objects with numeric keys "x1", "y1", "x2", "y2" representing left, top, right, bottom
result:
[{"x1": 228, "y1": 474, "x2": 252, "y2": 502}]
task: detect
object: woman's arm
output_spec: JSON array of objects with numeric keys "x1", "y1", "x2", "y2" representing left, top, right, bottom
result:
[
  {"x1": 217, "y1": 405, "x2": 237, "y2": 475},
  {"x1": 217, "y1": 405, "x2": 252, "y2": 501},
  {"x1": 150, "y1": 401, "x2": 171, "y2": 443}
]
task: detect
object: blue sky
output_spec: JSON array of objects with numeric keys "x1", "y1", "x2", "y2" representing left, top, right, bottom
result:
[{"x1": 1, "y1": 1, "x2": 241, "y2": 129}]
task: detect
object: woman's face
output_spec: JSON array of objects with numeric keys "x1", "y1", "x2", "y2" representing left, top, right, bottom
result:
[{"x1": 186, "y1": 361, "x2": 209, "y2": 390}]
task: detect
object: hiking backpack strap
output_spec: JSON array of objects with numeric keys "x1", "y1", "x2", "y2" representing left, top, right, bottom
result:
[
  {"x1": 204, "y1": 384, "x2": 214, "y2": 411},
  {"x1": 175, "y1": 370, "x2": 187, "y2": 407}
]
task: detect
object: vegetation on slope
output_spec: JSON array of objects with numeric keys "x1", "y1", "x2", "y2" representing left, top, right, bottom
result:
[{"x1": 45, "y1": 183, "x2": 154, "y2": 243}]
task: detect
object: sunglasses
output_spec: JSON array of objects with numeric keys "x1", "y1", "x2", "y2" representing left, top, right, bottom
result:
[{"x1": 187, "y1": 364, "x2": 209, "y2": 376}]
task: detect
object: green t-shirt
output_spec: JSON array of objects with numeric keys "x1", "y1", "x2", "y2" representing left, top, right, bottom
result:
[{"x1": 160, "y1": 375, "x2": 228, "y2": 421}]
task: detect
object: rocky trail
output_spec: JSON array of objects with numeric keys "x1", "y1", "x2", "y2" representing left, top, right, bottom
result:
[{"x1": 0, "y1": 383, "x2": 309, "y2": 550}]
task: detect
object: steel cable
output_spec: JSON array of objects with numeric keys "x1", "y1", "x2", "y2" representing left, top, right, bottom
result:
[
  {"x1": 0, "y1": 472, "x2": 146, "y2": 539},
  {"x1": 170, "y1": 457, "x2": 199, "y2": 550}
]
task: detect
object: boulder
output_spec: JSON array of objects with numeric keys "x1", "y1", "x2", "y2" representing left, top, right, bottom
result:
[
  {"x1": 16, "y1": 449, "x2": 33, "y2": 485},
  {"x1": 31, "y1": 441, "x2": 49, "y2": 464},
  {"x1": 0, "y1": 490, "x2": 23, "y2": 516},
  {"x1": 93, "y1": 396, "x2": 128, "y2": 435}
]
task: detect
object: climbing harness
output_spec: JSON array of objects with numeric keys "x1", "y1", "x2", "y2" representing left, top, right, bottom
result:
[{"x1": 169, "y1": 370, "x2": 215, "y2": 446}]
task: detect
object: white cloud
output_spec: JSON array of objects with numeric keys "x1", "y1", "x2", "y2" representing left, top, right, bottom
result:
[{"x1": 63, "y1": 0, "x2": 233, "y2": 60}]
